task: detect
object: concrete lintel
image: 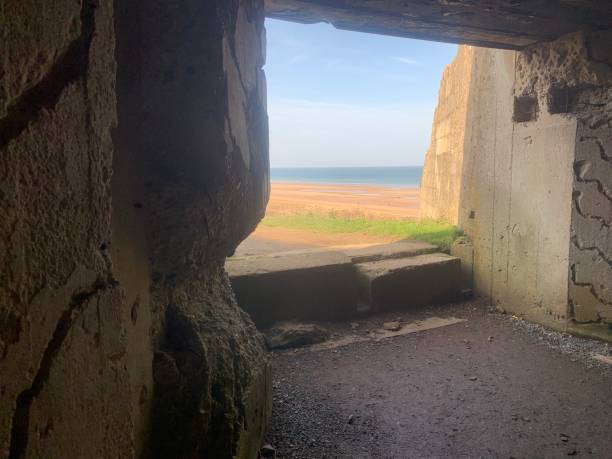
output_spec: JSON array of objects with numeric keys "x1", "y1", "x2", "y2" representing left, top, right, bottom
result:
[{"x1": 265, "y1": 0, "x2": 612, "y2": 49}]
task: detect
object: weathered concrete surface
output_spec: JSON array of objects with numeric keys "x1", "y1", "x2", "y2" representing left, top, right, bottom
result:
[
  {"x1": 2, "y1": 0, "x2": 272, "y2": 458},
  {"x1": 451, "y1": 236, "x2": 474, "y2": 292},
  {"x1": 3, "y1": 1, "x2": 612, "y2": 458},
  {"x1": 421, "y1": 32, "x2": 612, "y2": 335},
  {"x1": 439, "y1": 44, "x2": 578, "y2": 328},
  {"x1": 570, "y1": 121, "x2": 612, "y2": 324},
  {"x1": 426, "y1": 46, "x2": 515, "y2": 315},
  {"x1": 115, "y1": 0, "x2": 272, "y2": 457},
  {"x1": 120, "y1": 0, "x2": 269, "y2": 279},
  {"x1": 356, "y1": 254, "x2": 461, "y2": 311},
  {"x1": 0, "y1": 3, "x2": 90, "y2": 120},
  {"x1": 227, "y1": 251, "x2": 358, "y2": 326},
  {"x1": 509, "y1": 32, "x2": 612, "y2": 331},
  {"x1": 491, "y1": 110, "x2": 576, "y2": 325},
  {"x1": 265, "y1": 0, "x2": 612, "y2": 49},
  {"x1": 151, "y1": 267, "x2": 271, "y2": 459},
  {"x1": 228, "y1": 250, "x2": 352, "y2": 276},
  {"x1": 526, "y1": 31, "x2": 612, "y2": 328},
  {"x1": 0, "y1": 1, "x2": 136, "y2": 457},
  {"x1": 345, "y1": 240, "x2": 438, "y2": 264},
  {"x1": 421, "y1": 46, "x2": 474, "y2": 224}
]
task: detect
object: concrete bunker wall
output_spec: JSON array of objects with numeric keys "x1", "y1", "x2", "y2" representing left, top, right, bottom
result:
[
  {"x1": 461, "y1": 45, "x2": 576, "y2": 328},
  {"x1": 2, "y1": 1, "x2": 612, "y2": 458},
  {"x1": 1, "y1": 1, "x2": 270, "y2": 458},
  {"x1": 421, "y1": 33, "x2": 612, "y2": 332},
  {"x1": 421, "y1": 46, "x2": 474, "y2": 224}
]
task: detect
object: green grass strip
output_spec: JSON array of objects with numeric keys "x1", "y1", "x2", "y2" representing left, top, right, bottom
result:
[{"x1": 261, "y1": 214, "x2": 462, "y2": 251}]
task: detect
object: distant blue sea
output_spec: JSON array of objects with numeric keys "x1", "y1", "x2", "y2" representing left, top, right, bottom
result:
[{"x1": 270, "y1": 166, "x2": 422, "y2": 187}]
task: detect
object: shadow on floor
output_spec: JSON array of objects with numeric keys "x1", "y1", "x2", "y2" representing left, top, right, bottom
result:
[{"x1": 266, "y1": 299, "x2": 612, "y2": 459}]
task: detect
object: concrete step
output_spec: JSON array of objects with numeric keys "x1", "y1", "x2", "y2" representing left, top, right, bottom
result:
[
  {"x1": 355, "y1": 253, "x2": 461, "y2": 311},
  {"x1": 345, "y1": 240, "x2": 438, "y2": 264},
  {"x1": 226, "y1": 251, "x2": 358, "y2": 327}
]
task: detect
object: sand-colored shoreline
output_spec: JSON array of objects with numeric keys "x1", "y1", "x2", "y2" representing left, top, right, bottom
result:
[
  {"x1": 266, "y1": 181, "x2": 420, "y2": 220},
  {"x1": 234, "y1": 181, "x2": 421, "y2": 256}
]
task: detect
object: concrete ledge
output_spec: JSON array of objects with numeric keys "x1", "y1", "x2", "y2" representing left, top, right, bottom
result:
[
  {"x1": 356, "y1": 253, "x2": 461, "y2": 311},
  {"x1": 346, "y1": 240, "x2": 438, "y2": 264},
  {"x1": 227, "y1": 251, "x2": 358, "y2": 327}
]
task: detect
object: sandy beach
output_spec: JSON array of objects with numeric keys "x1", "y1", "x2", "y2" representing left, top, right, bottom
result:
[
  {"x1": 235, "y1": 182, "x2": 420, "y2": 256},
  {"x1": 265, "y1": 182, "x2": 420, "y2": 219}
]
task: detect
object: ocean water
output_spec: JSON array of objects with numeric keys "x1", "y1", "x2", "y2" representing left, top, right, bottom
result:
[{"x1": 270, "y1": 166, "x2": 423, "y2": 187}]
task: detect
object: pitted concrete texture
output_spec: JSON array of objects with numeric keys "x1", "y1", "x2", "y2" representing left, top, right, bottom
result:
[
  {"x1": 451, "y1": 237, "x2": 474, "y2": 292},
  {"x1": 150, "y1": 266, "x2": 271, "y2": 459},
  {"x1": 356, "y1": 254, "x2": 461, "y2": 311},
  {"x1": 227, "y1": 250, "x2": 353, "y2": 276},
  {"x1": 420, "y1": 46, "x2": 474, "y2": 224},
  {"x1": 512, "y1": 32, "x2": 612, "y2": 330},
  {"x1": 0, "y1": 1, "x2": 134, "y2": 457},
  {"x1": 419, "y1": 31, "x2": 612, "y2": 335},
  {"x1": 345, "y1": 240, "x2": 438, "y2": 264},
  {"x1": 0, "y1": 3, "x2": 87, "y2": 119},
  {"x1": 560, "y1": 34, "x2": 612, "y2": 329},
  {"x1": 4, "y1": 1, "x2": 612, "y2": 458},
  {"x1": 228, "y1": 251, "x2": 358, "y2": 327},
  {"x1": 459, "y1": 44, "x2": 577, "y2": 329},
  {"x1": 265, "y1": 0, "x2": 612, "y2": 49},
  {"x1": 2, "y1": 0, "x2": 272, "y2": 458},
  {"x1": 115, "y1": 0, "x2": 272, "y2": 457}
]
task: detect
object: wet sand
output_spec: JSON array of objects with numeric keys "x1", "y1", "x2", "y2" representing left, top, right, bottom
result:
[
  {"x1": 265, "y1": 182, "x2": 420, "y2": 219},
  {"x1": 234, "y1": 182, "x2": 420, "y2": 256}
]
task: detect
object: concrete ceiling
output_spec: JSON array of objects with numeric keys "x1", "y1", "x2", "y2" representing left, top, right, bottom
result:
[{"x1": 265, "y1": 0, "x2": 612, "y2": 49}]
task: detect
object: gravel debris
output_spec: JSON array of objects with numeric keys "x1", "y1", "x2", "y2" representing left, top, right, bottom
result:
[{"x1": 497, "y1": 313, "x2": 612, "y2": 372}]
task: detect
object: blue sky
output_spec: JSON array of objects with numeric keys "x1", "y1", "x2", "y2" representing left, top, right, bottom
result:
[{"x1": 265, "y1": 18, "x2": 457, "y2": 168}]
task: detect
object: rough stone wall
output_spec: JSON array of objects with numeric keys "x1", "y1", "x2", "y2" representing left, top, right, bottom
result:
[
  {"x1": 115, "y1": 0, "x2": 272, "y2": 457},
  {"x1": 1, "y1": 0, "x2": 271, "y2": 458},
  {"x1": 0, "y1": 1, "x2": 135, "y2": 457},
  {"x1": 421, "y1": 46, "x2": 474, "y2": 224},
  {"x1": 423, "y1": 31, "x2": 612, "y2": 331}
]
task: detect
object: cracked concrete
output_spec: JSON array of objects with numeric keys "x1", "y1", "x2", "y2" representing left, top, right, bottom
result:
[
  {"x1": 570, "y1": 120, "x2": 612, "y2": 324},
  {"x1": 0, "y1": 0, "x2": 97, "y2": 150},
  {"x1": 2, "y1": 1, "x2": 612, "y2": 458},
  {"x1": 2, "y1": 0, "x2": 271, "y2": 457},
  {"x1": 8, "y1": 277, "x2": 112, "y2": 459},
  {"x1": 421, "y1": 31, "x2": 612, "y2": 335},
  {"x1": 0, "y1": 0, "x2": 120, "y2": 454}
]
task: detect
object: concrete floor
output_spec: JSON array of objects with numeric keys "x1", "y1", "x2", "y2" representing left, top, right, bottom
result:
[{"x1": 267, "y1": 300, "x2": 612, "y2": 459}]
